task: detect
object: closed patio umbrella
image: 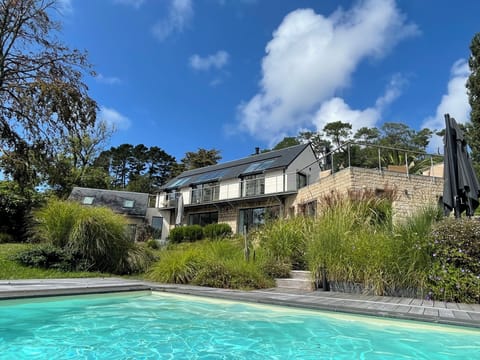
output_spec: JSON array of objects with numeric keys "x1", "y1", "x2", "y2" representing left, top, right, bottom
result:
[
  {"x1": 175, "y1": 193, "x2": 184, "y2": 225},
  {"x1": 443, "y1": 114, "x2": 480, "y2": 217}
]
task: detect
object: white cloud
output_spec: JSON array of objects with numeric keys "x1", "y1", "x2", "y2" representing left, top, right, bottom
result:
[
  {"x1": 96, "y1": 73, "x2": 121, "y2": 85},
  {"x1": 57, "y1": 0, "x2": 73, "y2": 14},
  {"x1": 313, "y1": 75, "x2": 404, "y2": 136},
  {"x1": 113, "y1": 0, "x2": 145, "y2": 9},
  {"x1": 152, "y1": 0, "x2": 193, "y2": 41},
  {"x1": 99, "y1": 106, "x2": 131, "y2": 130},
  {"x1": 237, "y1": 0, "x2": 418, "y2": 141},
  {"x1": 422, "y1": 59, "x2": 470, "y2": 153},
  {"x1": 189, "y1": 51, "x2": 229, "y2": 71}
]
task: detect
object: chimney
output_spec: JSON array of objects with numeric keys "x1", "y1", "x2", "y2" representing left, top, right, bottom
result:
[{"x1": 255, "y1": 147, "x2": 260, "y2": 155}]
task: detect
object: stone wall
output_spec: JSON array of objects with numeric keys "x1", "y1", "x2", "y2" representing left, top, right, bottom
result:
[{"x1": 293, "y1": 167, "x2": 443, "y2": 222}]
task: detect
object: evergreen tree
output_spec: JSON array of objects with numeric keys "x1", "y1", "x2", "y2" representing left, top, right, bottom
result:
[{"x1": 466, "y1": 32, "x2": 480, "y2": 163}]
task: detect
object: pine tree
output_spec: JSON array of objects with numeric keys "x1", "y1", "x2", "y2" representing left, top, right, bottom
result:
[{"x1": 466, "y1": 33, "x2": 480, "y2": 163}]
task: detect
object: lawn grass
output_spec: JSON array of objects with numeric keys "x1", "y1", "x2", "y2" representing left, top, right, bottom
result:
[{"x1": 0, "y1": 243, "x2": 110, "y2": 280}]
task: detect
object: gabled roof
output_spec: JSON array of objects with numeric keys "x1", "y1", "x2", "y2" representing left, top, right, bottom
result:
[
  {"x1": 68, "y1": 187, "x2": 149, "y2": 217},
  {"x1": 163, "y1": 143, "x2": 313, "y2": 190}
]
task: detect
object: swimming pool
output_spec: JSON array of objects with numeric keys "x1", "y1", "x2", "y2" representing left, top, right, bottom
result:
[{"x1": 0, "y1": 291, "x2": 478, "y2": 359}]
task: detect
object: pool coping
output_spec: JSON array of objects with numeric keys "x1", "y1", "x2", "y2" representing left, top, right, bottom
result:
[{"x1": 1, "y1": 278, "x2": 479, "y2": 329}]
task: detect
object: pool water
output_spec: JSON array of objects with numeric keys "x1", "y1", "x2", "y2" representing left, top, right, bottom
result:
[{"x1": 0, "y1": 291, "x2": 479, "y2": 359}]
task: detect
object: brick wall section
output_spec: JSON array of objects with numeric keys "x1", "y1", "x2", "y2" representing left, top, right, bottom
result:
[{"x1": 293, "y1": 167, "x2": 444, "y2": 222}]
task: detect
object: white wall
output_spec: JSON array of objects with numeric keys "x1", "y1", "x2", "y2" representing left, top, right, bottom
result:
[
  {"x1": 145, "y1": 208, "x2": 172, "y2": 240},
  {"x1": 264, "y1": 169, "x2": 284, "y2": 194},
  {"x1": 219, "y1": 178, "x2": 240, "y2": 200}
]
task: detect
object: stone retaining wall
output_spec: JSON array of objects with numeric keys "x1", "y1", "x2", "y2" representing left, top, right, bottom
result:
[{"x1": 293, "y1": 167, "x2": 443, "y2": 222}]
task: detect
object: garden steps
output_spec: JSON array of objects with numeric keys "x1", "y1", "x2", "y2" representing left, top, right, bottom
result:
[{"x1": 275, "y1": 270, "x2": 315, "y2": 292}]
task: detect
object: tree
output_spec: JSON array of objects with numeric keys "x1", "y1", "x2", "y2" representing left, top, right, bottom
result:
[
  {"x1": 0, "y1": 180, "x2": 43, "y2": 241},
  {"x1": 297, "y1": 130, "x2": 331, "y2": 158},
  {"x1": 323, "y1": 121, "x2": 352, "y2": 148},
  {"x1": 97, "y1": 144, "x2": 177, "y2": 192},
  {"x1": 43, "y1": 121, "x2": 113, "y2": 196},
  {"x1": 354, "y1": 127, "x2": 380, "y2": 143},
  {"x1": 0, "y1": 0, "x2": 96, "y2": 188},
  {"x1": 466, "y1": 32, "x2": 480, "y2": 163},
  {"x1": 272, "y1": 137, "x2": 300, "y2": 150},
  {"x1": 181, "y1": 148, "x2": 221, "y2": 170}
]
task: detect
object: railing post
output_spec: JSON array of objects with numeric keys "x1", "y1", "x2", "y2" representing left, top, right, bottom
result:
[
  {"x1": 405, "y1": 151, "x2": 409, "y2": 177},
  {"x1": 430, "y1": 155, "x2": 434, "y2": 181},
  {"x1": 331, "y1": 151, "x2": 334, "y2": 174},
  {"x1": 378, "y1": 148, "x2": 382, "y2": 173},
  {"x1": 348, "y1": 143, "x2": 351, "y2": 168}
]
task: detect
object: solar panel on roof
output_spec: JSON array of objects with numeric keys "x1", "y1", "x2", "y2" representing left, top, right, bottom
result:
[
  {"x1": 194, "y1": 169, "x2": 227, "y2": 183},
  {"x1": 243, "y1": 159, "x2": 276, "y2": 174},
  {"x1": 168, "y1": 177, "x2": 191, "y2": 188}
]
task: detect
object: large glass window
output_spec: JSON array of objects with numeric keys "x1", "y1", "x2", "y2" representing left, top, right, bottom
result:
[
  {"x1": 299, "y1": 201, "x2": 317, "y2": 217},
  {"x1": 151, "y1": 216, "x2": 163, "y2": 239},
  {"x1": 297, "y1": 173, "x2": 307, "y2": 189},
  {"x1": 242, "y1": 175, "x2": 265, "y2": 197},
  {"x1": 238, "y1": 206, "x2": 280, "y2": 234},
  {"x1": 188, "y1": 212, "x2": 218, "y2": 227},
  {"x1": 191, "y1": 182, "x2": 220, "y2": 204}
]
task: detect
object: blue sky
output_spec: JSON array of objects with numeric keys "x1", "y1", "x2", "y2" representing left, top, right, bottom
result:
[{"x1": 57, "y1": 0, "x2": 479, "y2": 162}]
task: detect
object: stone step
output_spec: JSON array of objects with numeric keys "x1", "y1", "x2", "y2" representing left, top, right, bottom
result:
[
  {"x1": 275, "y1": 278, "x2": 315, "y2": 291},
  {"x1": 290, "y1": 270, "x2": 312, "y2": 281}
]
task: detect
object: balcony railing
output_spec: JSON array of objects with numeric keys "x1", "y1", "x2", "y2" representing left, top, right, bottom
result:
[
  {"x1": 157, "y1": 173, "x2": 305, "y2": 208},
  {"x1": 241, "y1": 178, "x2": 265, "y2": 197},
  {"x1": 299, "y1": 141, "x2": 444, "y2": 179},
  {"x1": 191, "y1": 185, "x2": 220, "y2": 204}
]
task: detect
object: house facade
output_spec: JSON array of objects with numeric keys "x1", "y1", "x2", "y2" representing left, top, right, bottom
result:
[
  {"x1": 154, "y1": 144, "x2": 320, "y2": 239},
  {"x1": 68, "y1": 187, "x2": 153, "y2": 241}
]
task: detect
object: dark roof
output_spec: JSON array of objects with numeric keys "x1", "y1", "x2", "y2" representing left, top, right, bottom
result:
[
  {"x1": 163, "y1": 143, "x2": 312, "y2": 190},
  {"x1": 68, "y1": 187, "x2": 149, "y2": 217}
]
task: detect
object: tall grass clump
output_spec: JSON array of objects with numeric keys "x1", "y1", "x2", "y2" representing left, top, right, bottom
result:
[
  {"x1": 390, "y1": 205, "x2": 443, "y2": 296},
  {"x1": 27, "y1": 199, "x2": 154, "y2": 274},
  {"x1": 32, "y1": 200, "x2": 80, "y2": 247},
  {"x1": 252, "y1": 216, "x2": 309, "y2": 270},
  {"x1": 305, "y1": 191, "x2": 399, "y2": 295},
  {"x1": 305, "y1": 192, "x2": 442, "y2": 297},
  {"x1": 148, "y1": 239, "x2": 273, "y2": 289}
]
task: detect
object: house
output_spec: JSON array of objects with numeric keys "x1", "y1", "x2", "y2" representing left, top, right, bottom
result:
[
  {"x1": 154, "y1": 144, "x2": 320, "y2": 239},
  {"x1": 68, "y1": 187, "x2": 152, "y2": 241}
]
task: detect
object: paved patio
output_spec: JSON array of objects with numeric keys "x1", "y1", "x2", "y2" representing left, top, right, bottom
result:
[{"x1": 1, "y1": 278, "x2": 479, "y2": 328}]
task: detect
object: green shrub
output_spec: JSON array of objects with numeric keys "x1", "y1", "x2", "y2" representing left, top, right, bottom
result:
[
  {"x1": 168, "y1": 225, "x2": 204, "y2": 243},
  {"x1": 168, "y1": 227, "x2": 185, "y2": 243},
  {"x1": 183, "y1": 225, "x2": 203, "y2": 241},
  {"x1": 0, "y1": 233, "x2": 14, "y2": 244},
  {"x1": 427, "y1": 218, "x2": 480, "y2": 303},
  {"x1": 12, "y1": 244, "x2": 77, "y2": 271},
  {"x1": 203, "y1": 223, "x2": 232, "y2": 239},
  {"x1": 146, "y1": 239, "x2": 160, "y2": 249}
]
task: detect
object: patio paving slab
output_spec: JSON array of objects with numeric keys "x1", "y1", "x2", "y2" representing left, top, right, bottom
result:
[{"x1": 0, "y1": 278, "x2": 479, "y2": 329}]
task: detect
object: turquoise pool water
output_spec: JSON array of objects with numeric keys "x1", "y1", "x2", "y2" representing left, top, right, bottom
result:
[{"x1": 0, "y1": 291, "x2": 479, "y2": 359}]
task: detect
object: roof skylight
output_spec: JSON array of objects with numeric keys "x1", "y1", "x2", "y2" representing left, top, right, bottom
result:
[
  {"x1": 243, "y1": 159, "x2": 276, "y2": 174},
  {"x1": 193, "y1": 169, "x2": 227, "y2": 184},
  {"x1": 82, "y1": 196, "x2": 95, "y2": 205}
]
